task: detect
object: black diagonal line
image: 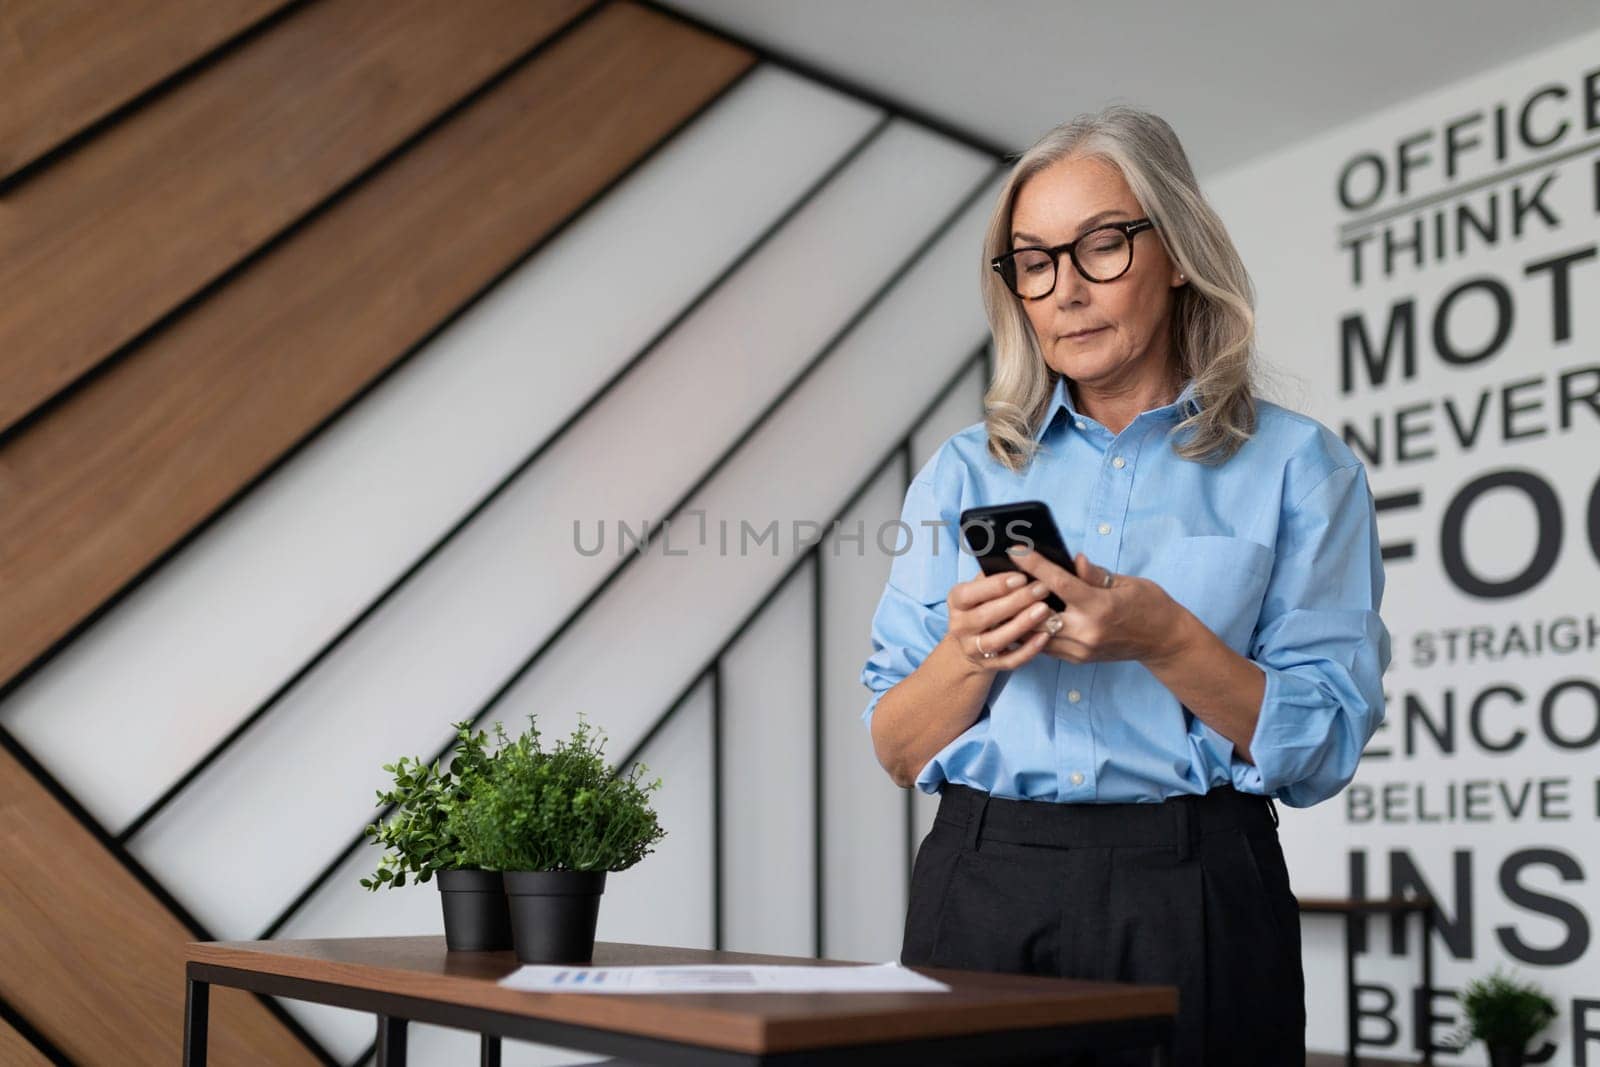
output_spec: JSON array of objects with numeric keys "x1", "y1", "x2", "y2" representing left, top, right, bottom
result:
[
  {"x1": 258, "y1": 236, "x2": 996, "y2": 944},
  {"x1": 0, "y1": 0, "x2": 318, "y2": 194},
  {"x1": 613, "y1": 345, "x2": 986, "y2": 960},
  {"x1": 0, "y1": 725, "x2": 339, "y2": 1066},
  {"x1": 611, "y1": 342, "x2": 987, "y2": 780},
  {"x1": 0, "y1": 990, "x2": 73, "y2": 1066},
  {"x1": 115, "y1": 91, "x2": 894, "y2": 847},
  {"x1": 0, "y1": 0, "x2": 611, "y2": 450},
  {"x1": 634, "y1": 0, "x2": 1013, "y2": 162},
  {"x1": 0, "y1": 16, "x2": 748, "y2": 712},
  {"x1": 608, "y1": 344, "x2": 994, "y2": 773}
]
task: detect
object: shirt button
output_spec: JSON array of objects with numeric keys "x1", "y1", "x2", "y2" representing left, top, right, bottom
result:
[
  {"x1": 1067, "y1": 689, "x2": 1082, "y2": 703},
  {"x1": 1097, "y1": 522, "x2": 1112, "y2": 535},
  {"x1": 1070, "y1": 772, "x2": 1085, "y2": 786},
  {"x1": 1074, "y1": 420, "x2": 1086, "y2": 430},
  {"x1": 1112, "y1": 456, "x2": 1126, "y2": 469}
]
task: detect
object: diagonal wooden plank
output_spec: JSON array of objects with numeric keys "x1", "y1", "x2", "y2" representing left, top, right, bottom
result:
[
  {"x1": 0, "y1": 1, "x2": 754, "y2": 691},
  {"x1": 0, "y1": 1019, "x2": 52, "y2": 1067},
  {"x1": 0, "y1": 0, "x2": 293, "y2": 182},
  {"x1": 0, "y1": 0, "x2": 593, "y2": 436},
  {"x1": 0, "y1": 746, "x2": 322, "y2": 1065}
]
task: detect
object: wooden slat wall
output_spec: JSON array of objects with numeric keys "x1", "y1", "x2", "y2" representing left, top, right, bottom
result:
[
  {"x1": 0, "y1": 0, "x2": 292, "y2": 182},
  {"x1": 0, "y1": 0, "x2": 753, "y2": 692},
  {"x1": 0, "y1": 747, "x2": 320, "y2": 1066},
  {"x1": 0, "y1": 3, "x2": 755, "y2": 1063},
  {"x1": 0, "y1": 0, "x2": 593, "y2": 436},
  {"x1": 0, "y1": 1019, "x2": 52, "y2": 1067}
]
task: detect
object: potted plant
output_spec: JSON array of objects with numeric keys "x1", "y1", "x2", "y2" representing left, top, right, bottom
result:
[
  {"x1": 1445, "y1": 967, "x2": 1558, "y2": 1067},
  {"x1": 361, "y1": 721, "x2": 512, "y2": 951},
  {"x1": 448, "y1": 714, "x2": 666, "y2": 964}
]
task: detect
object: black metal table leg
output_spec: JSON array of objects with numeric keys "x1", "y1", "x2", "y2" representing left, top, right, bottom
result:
[
  {"x1": 375, "y1": 1014, "x2": 408, "y2": 1067},
  {"x1": 1343, "y1": 912, "x2": 1357, "y2": 1067},
  {"x1": 1149, "y1": 1018, "x2": 1176, "y2": 1066},
  {"x1": 480, "y1": 1032, "x2": 502, "y2": 1067},
  {"x1": 183, "y1": 977, "x2": 210, "y2": 1067}
]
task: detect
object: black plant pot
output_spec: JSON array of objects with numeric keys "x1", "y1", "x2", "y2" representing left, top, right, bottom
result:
[
  {"x1": 1487, "y1": 1044, "x2": 1526, "y2": 1067},
  {"x1": 502, "y1": 870, "x2": 608, "y2": 964},
  {"x1": 436, "y1": 868, "x2": 513, "y2": 951}
]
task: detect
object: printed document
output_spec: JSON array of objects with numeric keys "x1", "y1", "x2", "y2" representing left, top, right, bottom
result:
[{"x1": 499, "y1": 962, "x2": 951, "y2": 994}]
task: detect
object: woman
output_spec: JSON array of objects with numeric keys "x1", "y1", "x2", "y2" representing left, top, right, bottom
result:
[{"x1": 859, "y1": 105, "x2": 1391, "y2": 1066}]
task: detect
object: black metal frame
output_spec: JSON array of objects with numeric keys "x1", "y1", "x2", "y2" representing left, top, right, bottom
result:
[
  {"x1": 608, "y1": 343, "x2": 992, "y2": 963},
  {"x1": 184, "y1": 961, "x2": 1175, "y2": 1067},
  {"x1": 246, "y1": 163, "x2": 1002, "y2": 953},
  {"x1": 115, "y1": 101, "x2": 896, "y2": 848},
  {"x1": 1302, "y1": 900, "x2": 1437, "y2": 1067},
  {"x1": 2, "y1": 3, "x2": 1023, "y2": 1064},
  {"x1": 990, "y1": 218, "x2": 1156, "y2": 297}
]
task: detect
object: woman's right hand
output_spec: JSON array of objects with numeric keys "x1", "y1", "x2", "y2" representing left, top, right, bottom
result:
[{"x1": 946, "y1": 570, "x2": 1057, "y2": 672}]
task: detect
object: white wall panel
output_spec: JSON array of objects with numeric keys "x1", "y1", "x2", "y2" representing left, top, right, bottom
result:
[
  {"x1": 720, "y1": 566, "x2": 816, "y2": 956},
  {"x1": 594, "y1": 679, "x2": 714, "y2": 949},
  {"x1": 466, "y1": 173, "x2": 1004, "y2": 962},
  {"x1": 906, "y1": 358, "x2": 989, "y2": 846},
  {"x1": 822, "y1": 467, "x2": 914, "y2": 962},
  {"x1": 131, "y1": 123, "x2": 994, "y2": 939},
  {"x1": 0, "y1": 65, "x2": 880, "y2": 833}
]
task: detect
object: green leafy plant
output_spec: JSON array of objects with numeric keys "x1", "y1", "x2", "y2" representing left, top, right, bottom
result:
[
  {"x1": 1445, "y1": 967, "x2": 1557, "y2": 1053},
  {"x1": 360, "y1": 720, "x2": 496, "y2": 890},
  {"x1": 449, "y1": 713, "x2": 666, "y2": 872}
]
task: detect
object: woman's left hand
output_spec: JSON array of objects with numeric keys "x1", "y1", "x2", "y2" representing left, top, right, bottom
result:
[{"x1": 1008, "y1": 547, "x2": 1191, "y2": 666}]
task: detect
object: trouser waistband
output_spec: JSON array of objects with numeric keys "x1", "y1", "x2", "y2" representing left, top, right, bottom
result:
[{"x1": 935, "y1": 782, "x2": 1278, "y2": 861}]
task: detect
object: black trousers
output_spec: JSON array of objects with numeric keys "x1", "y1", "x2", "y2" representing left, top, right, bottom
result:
[{"x1": 901, "y1": 783, "x2": 1306, "y2": 1067}]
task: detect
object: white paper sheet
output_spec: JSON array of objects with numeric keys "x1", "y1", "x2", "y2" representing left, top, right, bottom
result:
[{"x1": 498, "y1": 962, "x2": 951, "y2": 994}]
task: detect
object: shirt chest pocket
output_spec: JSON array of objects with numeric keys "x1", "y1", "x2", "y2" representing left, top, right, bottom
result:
[{"x1": 1145, "y1": 535, "x2": 1275, "y2": 654}]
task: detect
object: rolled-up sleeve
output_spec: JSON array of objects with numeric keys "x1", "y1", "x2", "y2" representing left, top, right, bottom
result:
[
  {"x1": 860, "y1": 473, "x2": 962, "y2": 727},
  {"x1": 1233, "y1": 461, "x2": 1391, "y2": 807}
]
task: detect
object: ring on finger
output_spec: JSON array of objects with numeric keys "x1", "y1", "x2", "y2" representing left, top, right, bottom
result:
[
  {"x1": 1043, "y1": 613, "x2": 1063, "y2": 635},
  {"x1": 976, "y1": 634, "x2": 994, "y2": 660}
]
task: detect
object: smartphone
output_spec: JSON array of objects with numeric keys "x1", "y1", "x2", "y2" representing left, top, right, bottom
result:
[{"x1": 957, "y1": 501, "x2": 1075, "y2": 611}]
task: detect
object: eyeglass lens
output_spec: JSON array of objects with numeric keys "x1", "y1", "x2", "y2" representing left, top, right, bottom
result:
[{"x1": 1001, "y1": 227, "x2": 1132, "y2": 298}]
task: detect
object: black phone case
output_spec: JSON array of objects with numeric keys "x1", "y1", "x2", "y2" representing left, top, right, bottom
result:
[{"x1": 958, "y1": 501, "x2": 1074, "y2": 611}]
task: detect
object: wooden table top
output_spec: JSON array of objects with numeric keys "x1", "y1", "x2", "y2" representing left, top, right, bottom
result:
[{"x1": 187, "y1": 937, "x2": 1177, "y2": 1054}]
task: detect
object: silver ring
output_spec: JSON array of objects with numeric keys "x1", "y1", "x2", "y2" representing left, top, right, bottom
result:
[
  {"x1": 976, "y1": 635, "x2": 994, "y2": 660},
  {"x1": 1102, "y1": 572, "x2": 1114, "y2": 589},
  {"x1": 1043, "y1": 614, "x2": 1063, "y2": 635}
]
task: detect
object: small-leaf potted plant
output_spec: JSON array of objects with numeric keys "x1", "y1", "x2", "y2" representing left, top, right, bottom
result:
[
  {"x1": 361, "y1": 721, "x2": 512, "y2": 951},
  {"x1": 1446, "y1": 967, "x2": 1558, "y2": 1067},
  {"x1": 448, "y1": 713, "x2": 666, "y2": 964}
]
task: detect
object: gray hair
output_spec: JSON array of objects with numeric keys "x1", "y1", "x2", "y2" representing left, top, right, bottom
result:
[{"x1": 979, "y1": 105, "x2": 1258, "y2": 471}]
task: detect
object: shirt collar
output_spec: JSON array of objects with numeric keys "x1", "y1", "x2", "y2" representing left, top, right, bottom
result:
[{"x1": 1033, "y1": 374, "x2": 1202, "y2": 442}]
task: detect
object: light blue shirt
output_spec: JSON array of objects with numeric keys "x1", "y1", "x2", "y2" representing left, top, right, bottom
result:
[{"x1": 859, "y1": 374, "x2": 1390, "y2": 808}]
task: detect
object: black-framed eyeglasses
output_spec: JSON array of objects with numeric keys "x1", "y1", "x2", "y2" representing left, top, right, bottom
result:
[{"x1": 990, "y1": 218, "x2": 1156, "y2": 299}]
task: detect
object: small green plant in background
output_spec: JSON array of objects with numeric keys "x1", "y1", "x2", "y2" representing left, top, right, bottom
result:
[
  {"x1": 360, "y1": 720, "x2": 496, "y2": 890},
  {"x1": 1445, "y1": 967, "x2": 1557, "y2": 1057},
  {"x1": 449, "y1": 713, "x2": 666, "y2": 873}
]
